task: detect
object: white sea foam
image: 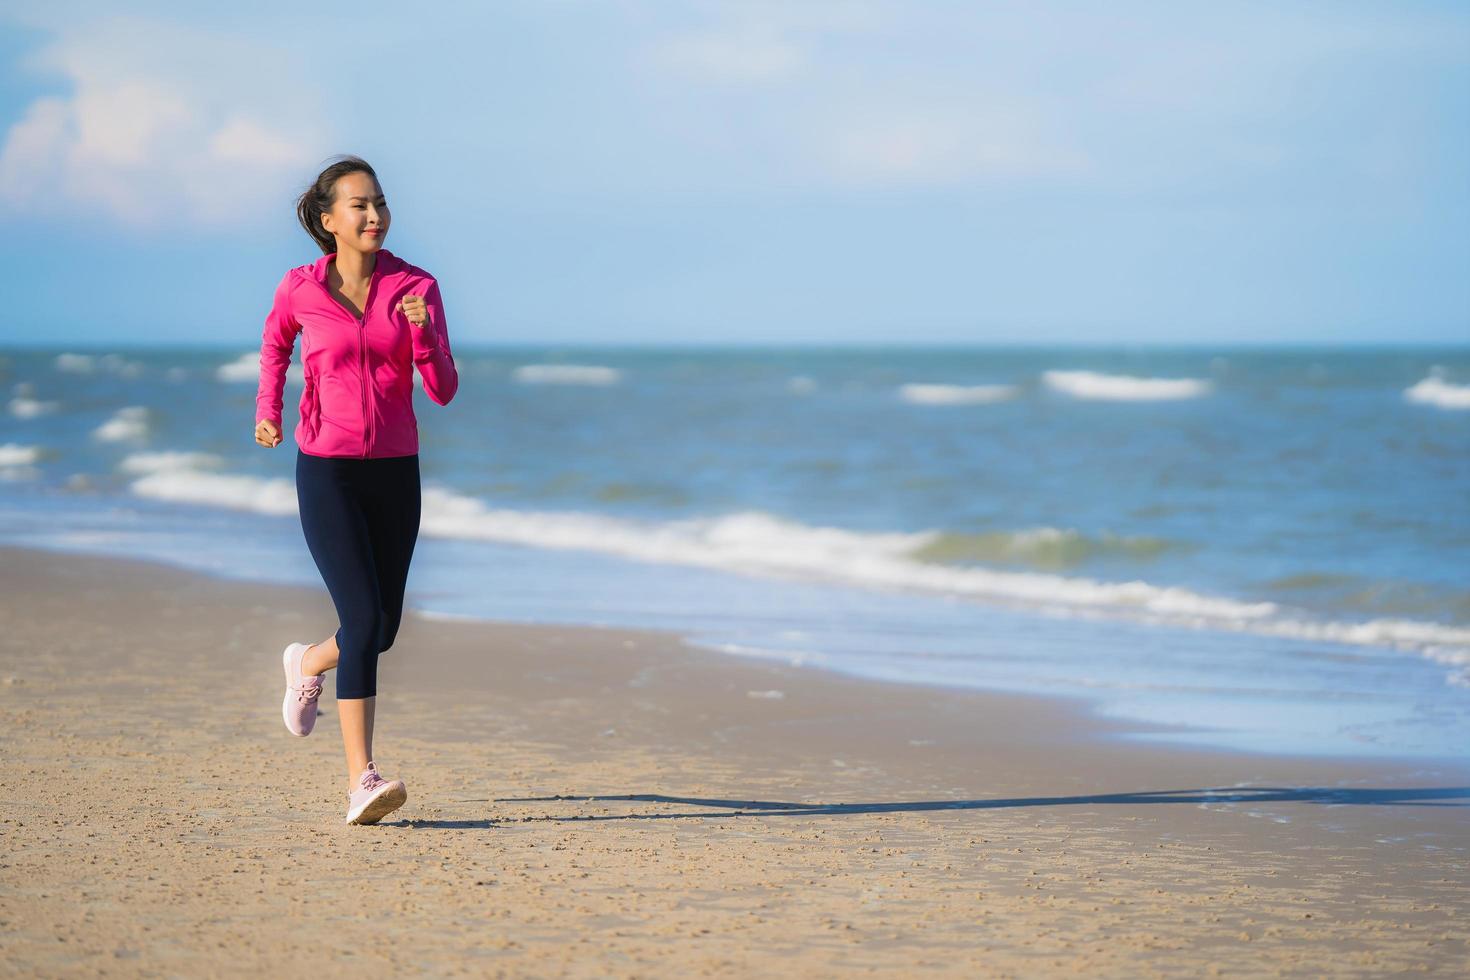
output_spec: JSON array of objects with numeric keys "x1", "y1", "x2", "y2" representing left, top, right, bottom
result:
[
  {"x1": 407, "y1": 489, "x2": 1267, "y2": 622},
  {"x1": 1404, "y1": 375, "x2": 1470, "y2": 410},
  {"x1": 916, "y1": 525, "x2": 1175, "y2": 567},
  {"x1": 121, "y1": 460, "x2": 1470, "y2": 674},
  {"x1": 418, "y1": 490, "x2": 1470, "y2": 669},
  {"x1": 216, "y1": 352, "x2": 258, "y2": 382},
  {"x1": 512, "y1": 364, "x2": 621, "y2": 385},
  {"x1": 55, "y1": 353, "x2": 95, "y2": 373},
  {"x1": 106, "y1": 354, "x2": 143, "y2": 377},
  {"x1": 217, "y1": 351, "x2": 304, "y2": 385},
  {"x1": 92, "y1": 406, "x2": 149, "y2": 442},
  {"x1": 10, "y1": 396, "x2": 59, "y2": 418},
  {"x1": 787, "y1": 375, "x2": 817, "y2": 394},
  {"x1": 54, "y1": 353, "x2": 143, "y2": 377},
  {"x1": 899, "y1": 383, "x2": 1018, "y2": 405},
  {"x1": 0, "y1": 443, "x2": 42, "y2": 465},
  {"x1": 118, "y1": 451, "x2": 225, "y2": 475},
  {"x1": 128, "y1": 468, "x2": 297, "y2": 515},
  {"x1": 1043, "y1": 370, "x2": 1211, "y2": 401},
  {"x1": 410, "y1": 608, "x2": 490, "y2": 622},
  {"x1": 697, "y1": 641, "x2": 824, "y2": 668},
  {"x1": 0, "y1": 442, "x2": 42, "y2": 481}
]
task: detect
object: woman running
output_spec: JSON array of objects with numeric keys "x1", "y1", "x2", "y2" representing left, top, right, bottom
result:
[{"x1": 254, "y1": 154, "x2": 459, "y2": 825}]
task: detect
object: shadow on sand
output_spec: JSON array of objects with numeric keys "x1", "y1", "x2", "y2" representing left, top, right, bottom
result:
[{"x1": 395, "y1": 786, "x2": 1470, "y2": 830}]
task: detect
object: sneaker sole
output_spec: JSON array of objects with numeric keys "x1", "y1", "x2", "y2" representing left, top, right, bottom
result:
[
  {"x1": 281, "y1": 643, "x2": 315, "y2": 738},
  {"x1": 346, "y1": 782, "x2": 408, "y2": 825}
]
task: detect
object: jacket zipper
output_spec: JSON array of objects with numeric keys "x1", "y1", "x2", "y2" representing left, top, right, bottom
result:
[
  {"x1": 308, "y1": 262, "x2": 379, "y2": 457},
  {"x1": 357, "y1": 273, "x2": 378, "y2": 458},
  {"x1": 358, "y1": 312, "x2": 370, "y2": 458}
]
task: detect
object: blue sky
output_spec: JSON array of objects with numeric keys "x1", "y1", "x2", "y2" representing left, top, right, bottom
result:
[{"x1": 0, "y1": 0, "x2": 1466, "y2": 346}]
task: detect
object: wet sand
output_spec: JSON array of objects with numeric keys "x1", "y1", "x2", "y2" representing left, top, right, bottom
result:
[{"x1": 1, "y1": 544, "x2": 1467, "y2": 976}]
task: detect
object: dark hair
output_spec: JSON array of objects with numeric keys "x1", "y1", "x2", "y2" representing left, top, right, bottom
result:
[{"x1": 296, "y1": 155, "x2": 380, "y2": 255}]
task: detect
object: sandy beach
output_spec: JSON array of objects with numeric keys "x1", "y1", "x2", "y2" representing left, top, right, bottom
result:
[{"x1": 1, "y1": 543, "x2": 1467, "y2": 977}]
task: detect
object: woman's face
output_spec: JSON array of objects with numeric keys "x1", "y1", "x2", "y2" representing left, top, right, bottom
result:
[{"x1": 321, "y1": 171, "x2": 390, "y2": 254}]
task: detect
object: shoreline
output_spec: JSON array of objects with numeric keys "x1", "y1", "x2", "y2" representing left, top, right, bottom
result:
[
  {"x1": 3, "y1": 543, "x2": 1468, "y2": 975},
  {"x1": 9, "y1": 535, "x2": 1467, "y2": 768}
]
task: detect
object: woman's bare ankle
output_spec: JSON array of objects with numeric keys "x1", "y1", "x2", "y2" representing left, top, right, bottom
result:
[{"x1": 301, "y1": 643, "x2": 325, "y2": 677}]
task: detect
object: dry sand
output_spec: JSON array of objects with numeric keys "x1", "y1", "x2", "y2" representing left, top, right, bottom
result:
[{"x1": 1, "y1": 544, "x2": 1467, "y2": 977}]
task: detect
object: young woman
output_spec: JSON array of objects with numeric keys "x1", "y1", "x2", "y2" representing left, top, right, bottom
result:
[{"x1": 254, "y1": 154, "x2": 459, "y2": 825}]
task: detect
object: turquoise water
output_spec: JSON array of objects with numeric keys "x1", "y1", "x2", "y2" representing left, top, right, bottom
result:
[{"x1": 2, "y1": 344, "x2": 1467, "y2": 758}]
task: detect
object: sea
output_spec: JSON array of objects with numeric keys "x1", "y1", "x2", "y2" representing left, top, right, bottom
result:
[{"x1": 1, "y1": 344, "x2": 1467, "y2": 760}]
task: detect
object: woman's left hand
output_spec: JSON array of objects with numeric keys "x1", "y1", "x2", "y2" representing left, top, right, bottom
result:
[{"x1": 396, "y1": 294, "x2": 430, "y2": 329}]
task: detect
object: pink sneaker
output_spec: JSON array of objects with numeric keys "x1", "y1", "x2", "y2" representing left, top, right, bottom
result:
[
  {"x1": 281, "y1": 642, "x2": 324, "y2": 737},
  {"x1": 345, "y1": 761, "x2": 408, "y2": 825}
]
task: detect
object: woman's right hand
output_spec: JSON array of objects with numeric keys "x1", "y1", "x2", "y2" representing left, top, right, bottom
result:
[{"x1": 255, "y1": 419, "x2": 282, "y2": 448}]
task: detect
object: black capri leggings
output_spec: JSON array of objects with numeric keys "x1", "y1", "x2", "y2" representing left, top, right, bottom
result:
[{"x1": 295, "y1": 449, "x2": 422, "y2": 700}]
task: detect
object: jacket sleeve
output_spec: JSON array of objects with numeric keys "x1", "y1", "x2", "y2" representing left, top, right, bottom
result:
[
  {"x1": 255, "y1": 272, "x2": 299, "y2": 431},
  {"x1": 411, "y1": 277, "x2": 459, "y2": 406}
]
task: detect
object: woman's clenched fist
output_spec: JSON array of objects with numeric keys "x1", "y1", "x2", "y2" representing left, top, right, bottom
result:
[
  {"x1": 255, "y1": 419, "x2": 281, "y2": 448},
  {"x1": 396, "y1": 294, "x2": 430, "y2": 328}
]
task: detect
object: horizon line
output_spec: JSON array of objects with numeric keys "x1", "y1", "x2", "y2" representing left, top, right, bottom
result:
[{"x1": 3, "y1": 339, "x2": 1469, "y2": 353}]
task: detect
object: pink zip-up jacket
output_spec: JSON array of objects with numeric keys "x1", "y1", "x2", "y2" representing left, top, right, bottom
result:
[{"x1": 255, "y1": 248, "x2": 458, "y2": 458}]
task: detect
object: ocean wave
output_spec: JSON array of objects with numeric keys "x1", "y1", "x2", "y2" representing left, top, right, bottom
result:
[
  {"x1": 217, "y1": 351, "x2": 304, "y2": 385},
  {"x1": 1262, "y1": 572, "x2": 1359, "y2": 591},
  {"x1": 787, "y1": 375, "x2": 817, "y2": 394},
  {"x1": 1261, "y1": 573, "x2": 1470, "y2": 622},
  {"x1": 10, "y1": 395, "x2": 59, "y2": 418},
  {"x1": 92, "y1": 406, "x2": 150, "y2": 442},
  {"x1": 1042, "y1": 370, "x2": 1211, "y2": 401},
  {"x1": 0, "y1": 442, "x2": 42, "y2": 481},
  {"x1": 408, "y1": 492, "x2": 1470, "y2": 664},
  {"x1": 129, "y1": 468, "x2": 297, "y2": 516},
  {"x1": 405, "y1": 489, "x2": 1276, "y2": 621},
  {"x1": 118, "y1": 451, "x2": 226, "y2": 475},
  {"x1": 121, "y1": 461, "x2": 1470, "y2": 675},
  {"x1": 1404, "y1": 375, "x2": 1470, "y2": 410},
  {"x1": 911, "y1": 526, "x2": 1181, "y2": 569},
  {"x1": 0, "y1": 443, "x2": 42, "y2": 466},
  {"x1": 898, "y1": 383, "x2": 1018, "y2": 405},
  {"x1": 55, "y1": 353, "x2": 143, "y2": 377},
  {"x1": 512, "y1": 364, "x2": 621, "y2": 385}
]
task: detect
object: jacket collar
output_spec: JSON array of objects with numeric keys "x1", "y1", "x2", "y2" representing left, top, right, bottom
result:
[{"x1": 308, "y1": 247, "x2": 404, "y2": 284}]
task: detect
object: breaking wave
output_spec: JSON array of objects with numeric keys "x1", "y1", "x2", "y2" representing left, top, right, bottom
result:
[
  {"x1": 512, "y1": 364, "x2": 621, "y2": 385},
  {"x1": 898, "y1": 383, "x2": 1018, "y2": 405},
  {"x1": 1404, "y1": 373, "x2": 1470, "y2": 410},
  {"x1": 122, "y1": 459, "x2": 1470, "y2": 675},
  {"x1": 1043, "y1": 370, "x2": 1211, "y2": 401}
]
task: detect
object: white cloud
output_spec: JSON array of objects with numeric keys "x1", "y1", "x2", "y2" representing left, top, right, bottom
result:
[
  {"x1": 650, "y1": 31, "x2": 805, "y2": 82},
  {"x1": 819, "y1": 101, "x2": 1092, "y2": 186},
  {"x1": 638, "y1": 2, "x2": 1094, "y2": 187},
  {"x1": 632, "y1": 1, "x2": 1462, "y2": 192},
  {"x1": 0, "y1": 14, "x2": 331, "y2": 229},
  {"x1": 642, "y1": 0, "x2": 889, "y2": 84},
  {"x1": 208, "y1": 116, "x2": 307, "y2": 168}
]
